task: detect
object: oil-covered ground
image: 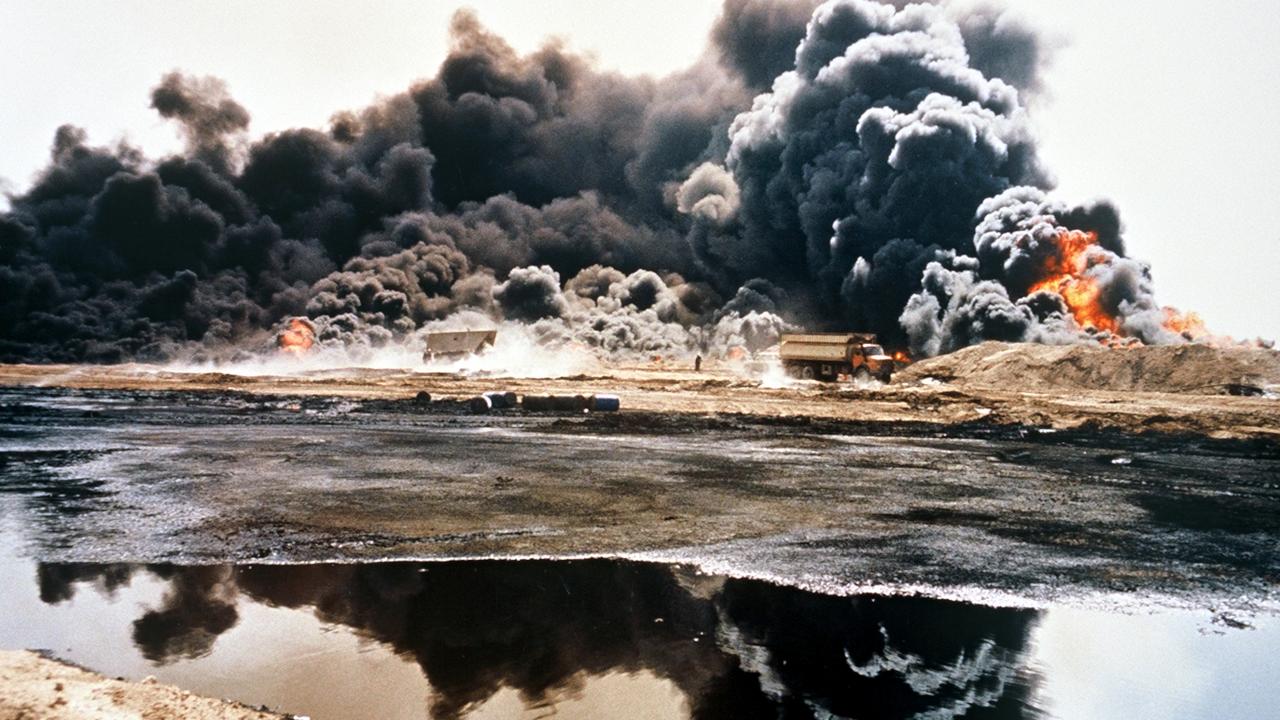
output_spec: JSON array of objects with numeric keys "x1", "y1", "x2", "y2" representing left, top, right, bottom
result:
[
  {"x1": 1, "y1": 384, "x2": 1279, "y2": 718},
  {"x1": 2, "y1": 385, "x2": 1277, "y2": 606}
]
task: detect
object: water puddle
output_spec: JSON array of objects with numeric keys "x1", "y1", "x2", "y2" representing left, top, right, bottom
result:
[{"x1": 1, "y1": 552, "x2": 1275, "y2": 719}]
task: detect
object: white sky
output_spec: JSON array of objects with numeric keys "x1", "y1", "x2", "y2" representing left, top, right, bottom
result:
[{"x1": 1, "y1": 0, "x2": 1276, "y2": 341}]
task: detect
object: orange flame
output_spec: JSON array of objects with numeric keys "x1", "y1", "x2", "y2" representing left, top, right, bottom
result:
[
  {"x1": 1026, "y1": 229, "x2": 1238, "y2": 347},
  {"x1": 1027, "y1": 230, "x2": 1119, "y2": 335},
  {"x1": 1159, "y1": 306, "x2": 1256, "y2": 347},
  {"x1": 1161, "y1": 307, "x2": 1208, "y2": 340},
  {"x1": 892, "y1": 350, "x2": 912, "y2": 364},
  {"x1": 277, "y1": 317, "x2": 315, "y2": 354}
]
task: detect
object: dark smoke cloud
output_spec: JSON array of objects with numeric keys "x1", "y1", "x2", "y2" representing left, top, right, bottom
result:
[
  {"x1": 494, "y1": 265, "x2": 568, "y2": 322},
  {"x1": 150, "y1": 71, "x2": 250, "y2": 170},
  {"x1": 953, "y1": 4, "x2": 1061, "y2": 101},
  {"x1": 707, "y1": 1, "x2": 1055, "y2": 350},
  {"x1": 406, "y1": 10, "x2": 747, "y2": 216},
  {"x1": 0, "y1": 1, "x2": 1193, "y2": 364},
  {"x1": 899, "y1": 187, "x2": 1174, "y2": 356},
  {"x1": 712, "y1": 0, "x2": 823, "y2": 90}
]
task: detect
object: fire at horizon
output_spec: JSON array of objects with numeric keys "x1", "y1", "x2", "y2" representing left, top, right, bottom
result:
[
  {"x1": 1030, "y1": 229, "x2": 1224, "y2": 346},
  {"x1": 277, "y1": 318, "x2": 316, "y2": 355}
]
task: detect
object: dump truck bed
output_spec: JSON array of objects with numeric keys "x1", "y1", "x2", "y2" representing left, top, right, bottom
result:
[
  {"x1": 779, "y1": 333, "x2": 877, "y2": 345},
  {"x1": 424, "y1": 329, "x2": 497, "y2": 356},
  {"x1": 778, "y1": 342, "x2": 853, "y2": 362},
  {"x1": 778, "y1": 333, "x2": 876, "y2": 362}
]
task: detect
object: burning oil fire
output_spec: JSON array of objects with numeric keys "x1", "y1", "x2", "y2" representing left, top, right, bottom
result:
[
  {"x1": 892, "y1": 350, "x2": 912, "y2": 365},
  {"x1": 1031, "y1": 229, "x2": 1222, "y2": 345},
  {"x1": 1028, "y1": 230, "x2": 1119, "y2": 335},
  {"x1": 1162, "y1": 307, "x2": 1208, "y2": 339},
  {"x1": 277, "y1": 317, "x2": 316, "y2": 355}
]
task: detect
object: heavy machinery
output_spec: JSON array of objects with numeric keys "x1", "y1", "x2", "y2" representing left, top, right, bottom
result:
[
  {"x1": 422, "y1": 329, "x2": 497, "y2": 362},
  {"x1": 778, "y1": 333, "x2": 894, "y2": 382}
]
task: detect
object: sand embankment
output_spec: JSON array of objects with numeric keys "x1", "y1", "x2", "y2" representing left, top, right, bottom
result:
[
  {"x1": 0, "y1": 650, "x2": 287, "y2": 720},
  {"x1": 898, "y1": 341, "x2": 1280, "y2": 395}
]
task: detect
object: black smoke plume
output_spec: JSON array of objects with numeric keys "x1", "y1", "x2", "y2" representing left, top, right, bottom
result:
[
  {"x1": 0, "y1": 1, "x2": 1202, "y2": 363},
  {"x1": 150, "y1": 71, "x2": 251, "y2": 172}
]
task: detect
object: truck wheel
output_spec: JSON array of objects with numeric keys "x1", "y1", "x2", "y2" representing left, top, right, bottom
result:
[{"x1": 800, "y1": 365, "x2": 816, "y2": 380}]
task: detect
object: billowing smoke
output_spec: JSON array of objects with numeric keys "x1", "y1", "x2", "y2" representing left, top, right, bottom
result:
[
  {"x1": 898, "y1": 187, "x2": 1178, "y2": 356},
  {"x1": 0, "y1": 0, "x2": 1224, "y2": 365},
  {"x1": 149, "y1": 71, "x2": 251, "y2": 171},
  {"x1": 712, "y1": 0, "x2": 824, "y2": 91}
]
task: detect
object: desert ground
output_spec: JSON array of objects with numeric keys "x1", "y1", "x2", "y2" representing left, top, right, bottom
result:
[{"x1": 2, "y1": 341, "x2": 1278, "y2": 441}]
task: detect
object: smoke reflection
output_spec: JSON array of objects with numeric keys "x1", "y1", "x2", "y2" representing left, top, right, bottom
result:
[{"x1": 39, "y1": 559, "x2": 1042, "y2": 719}]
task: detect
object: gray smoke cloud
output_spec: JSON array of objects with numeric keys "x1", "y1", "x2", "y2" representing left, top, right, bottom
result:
[
  {"x1": 952, "y1": 3, "x2": 1060, "y2": 101},
  {"x1": 150, "y1": 72, "x2": 251, "y2": 171},
  {"x1": 0, "y1": 1, "x2": 1205, "y2": 365},
  {"x1": 708, "y1": 1, "x2": 1053, "y2": 348},
  {"x1": 900, "y1": 187, "x2": 1177, "y2": 356},
  {"x1": 712, "y1": 0, "x2": 824, "y2": 90}
]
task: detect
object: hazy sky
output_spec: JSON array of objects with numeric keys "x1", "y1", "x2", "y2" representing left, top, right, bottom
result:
[{"x1": 2, "y1": 0, "x2": 1277, "y2": 340}]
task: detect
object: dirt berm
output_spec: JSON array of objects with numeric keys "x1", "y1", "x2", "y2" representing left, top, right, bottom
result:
[{"x1": 898, "y1": 341, "x2": 1280, "y2": 395}]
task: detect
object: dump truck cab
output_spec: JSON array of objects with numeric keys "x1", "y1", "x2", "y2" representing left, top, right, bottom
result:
[
  {"x1": 856, "y1": 343, "x2": 894, "y2": 379},
  {"x1": 778, "y1": 333, "x2": 894, "y2": 383}
]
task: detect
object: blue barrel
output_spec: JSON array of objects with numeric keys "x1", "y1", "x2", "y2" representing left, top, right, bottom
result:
[{"x1": 589, "y1": 394, "x2": 621, "y2": 412}]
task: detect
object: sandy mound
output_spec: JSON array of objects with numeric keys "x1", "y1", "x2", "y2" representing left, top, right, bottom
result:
[
  {"x1": 897, "y1": 341, "x2": 1280, "y2": 395},
  {"x1": 0, "y1": 650, "x2": 286, "y2": 720}
]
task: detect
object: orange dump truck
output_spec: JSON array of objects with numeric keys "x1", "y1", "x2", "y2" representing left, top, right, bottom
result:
[{"x1": 778, "y1": 333, "x2": 894, "y2": 382}]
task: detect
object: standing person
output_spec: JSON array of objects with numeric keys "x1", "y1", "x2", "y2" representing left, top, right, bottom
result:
[{"x1": 694, "y1": 354, "x2": 703, "y2": 372}]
